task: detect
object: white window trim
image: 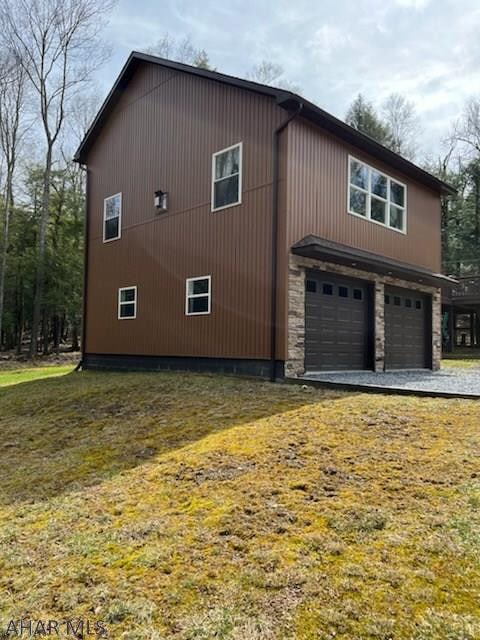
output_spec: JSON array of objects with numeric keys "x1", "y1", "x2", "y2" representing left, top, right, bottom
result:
[
  {"x1": 103, "y1": 192, "x2": 122, "y2": 243},
  {"x1": 347, "y1": 156, "x2": 407, "y2": 234},
  {"x1": 185, "y1": 275, "x2": 211, "y2": 316},
  {"x1": 211, "y1": 142, "x2": 242, "y2": 212},
  {"x1": 118, "y1": 285, "x2": 137, "y2": 320}
]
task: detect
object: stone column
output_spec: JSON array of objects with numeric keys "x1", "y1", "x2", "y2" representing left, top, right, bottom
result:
[
  {"x1": 374, "y1": 280, "x2": 385, "y2": 372},
  {"x1": 432, "y1": 288, "x2": 442, "y2": 370},
  {"x1": 285, "y1": 256, "x2": 306, "y2": 377}
]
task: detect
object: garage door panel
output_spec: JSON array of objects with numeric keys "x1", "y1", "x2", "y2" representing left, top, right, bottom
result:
[
  {"x1": 305, "y1": 271, "x2": 372, "y2": 371},
  {"x1": 385, "y1": 285, "x2": 431, "y2": 369}
]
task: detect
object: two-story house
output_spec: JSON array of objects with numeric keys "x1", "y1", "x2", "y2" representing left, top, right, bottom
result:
[{"x1": 74, "y1": 52, "x2": 455, "y2": 380}]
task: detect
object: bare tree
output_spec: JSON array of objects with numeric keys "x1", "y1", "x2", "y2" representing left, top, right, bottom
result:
[
  {"x1": 382, "y1": 93, "x2": 420, "y2": 160},
  {"x1": 0, "y1": 53, "x2": 27, "y2": 347},
  {"x1": 246, "y1": 60, "x2": 300, "y2": 92},
  {"x1": 452, "y1": 97, "x2": 480, "y2": 261},
  {"x1": 453, "y1": 97, "x2": 480, "y2": 156},
  {"x1": 147, "y1": 33, "x2": 214, "y2": 70},
  {"x1": 0, "y1": 0, "x2": 114, "y2": 357}
]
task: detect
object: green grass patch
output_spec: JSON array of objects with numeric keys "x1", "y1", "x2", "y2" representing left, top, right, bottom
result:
[
  {"x1": 0, "y1": 364, "x2": 73, "y2": 387},
  {"x1": 0, "y1": 371, "x2": 479, "y2": 638},
  {"x1": 441, "y1": 359, "x2": 480, "y2": 369}
]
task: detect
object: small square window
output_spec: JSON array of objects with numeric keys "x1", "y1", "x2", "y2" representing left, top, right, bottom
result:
[
  {"x1": 323, "y1": 283, "x2": 333, "y2": 295},
  {"x1": 394, "y1": 296, "x2": 401, "y2": 306},
  {"x1": 338, "y1": 286, "x2": 348, "y2": 298},
  {"x1": 415, "y1": 300, "x2": 422, "y2": 310},
  {"x1": 118, "y1": 286, "x2": 137, "y2": 319},
  {"x1": 186, "y1": 276, "x2": 211, "y2": 315},
  {"x1": 306, "y1": 280, "x2": 317, "y2": 293},
  {"x1": 353, "y1": 288, "x2": 363, "y2": 301},
  {"x1": 405, "y1": 298, "x2": 412, "y2": 308},
  {"x1": 385, "y1": 294, "x2": 390, "y2": 304}
]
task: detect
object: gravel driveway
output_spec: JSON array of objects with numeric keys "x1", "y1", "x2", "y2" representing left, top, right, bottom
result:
[{"x1": 302, "y1": 367, "x2": 480, "y2": 397}]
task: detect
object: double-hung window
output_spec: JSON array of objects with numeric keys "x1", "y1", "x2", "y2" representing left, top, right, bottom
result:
[
  {"x1": 212, "y1": 143, "x2": 242, "y2": 211},
  {"x1": 348, "y1": 157, "x2": 406, "y2": 232},
  {"x1": 186, "y1": 276, "x2": 211, "y2": 315},
  {"x1": 118, "y1": 286, "x2": 137, "y2": 319},
  {"x1": 104, "y1": 193, "x2": 122, "y2": 242}
]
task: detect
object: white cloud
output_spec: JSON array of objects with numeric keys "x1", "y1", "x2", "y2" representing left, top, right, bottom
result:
[
  {"x1": 394, "y1": 0, "x2": 432, "y2": 9},
  {"x1": 96, "y1": 0, "x2": 480, "y2": 157},
  {"x1": 307, "y1": 24, "x2": 349, "y2": 62}
]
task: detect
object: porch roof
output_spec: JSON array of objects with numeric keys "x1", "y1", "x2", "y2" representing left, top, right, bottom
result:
[{"x1": 291, "y1": 235, "x2": 457, "y2": 289}]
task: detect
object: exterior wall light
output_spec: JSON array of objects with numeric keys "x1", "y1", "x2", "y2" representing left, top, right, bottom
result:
[{"x1": 154, "y1": 190, "x2": 168, "y2": 211}]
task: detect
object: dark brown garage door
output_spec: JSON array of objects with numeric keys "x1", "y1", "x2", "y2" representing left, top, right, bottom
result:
[
  {"x1": 385, "y1": 286, "x2": 431, "y2": 369},
  {"x1": 305, "y1": 271, "x2": 372, "y2": 371}
]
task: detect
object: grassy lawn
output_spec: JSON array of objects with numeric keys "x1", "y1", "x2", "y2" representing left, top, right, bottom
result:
[
  {"x1": 0, "y1": 370, "x2": 479, "y2": 639},
  {"x1": 0, "y1": 364, "x2": 74, "y2": 387},
  {"x1": 442, "y1": 358, "x2": 480, "y2": 370}
]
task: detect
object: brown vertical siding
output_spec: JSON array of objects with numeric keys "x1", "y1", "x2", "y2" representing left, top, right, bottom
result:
[
  {"x1": 275, "y1": 118, "x2": 442, "y2": 362},
  {"x1": 85, "y1": 61, "x2": 443, "y2": 366},
  {"x1": 285, "y1": 119, "x2": 442, "y2": 272},
  {"x1": 85, "y1": 62, "x2": 284, "y2": 359}
]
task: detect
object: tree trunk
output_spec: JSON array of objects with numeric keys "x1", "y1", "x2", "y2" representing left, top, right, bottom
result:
[
  {"x1": 16, "y1": 285, "x2": 23, "y2": 357},
  {"x1": 0, "y1": 172, "x2": 14, "y2": 349},
  {"x1": 52, "y1": 312, "x2": 60, "y2": 354},
  {"x1": 42, "y1": 311, "x2": 49, "y2": 355},
  {"x1": 71, "y1": 320, "x2": 79, "y2": 352},
  {"x1": 29, "y1": 145, "x2": 52, "y2": 358}
]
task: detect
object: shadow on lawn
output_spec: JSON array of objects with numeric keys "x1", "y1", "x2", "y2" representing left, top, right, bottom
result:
[{"x1": 0, "y1": 370, "x2": 334, "y2": 506}]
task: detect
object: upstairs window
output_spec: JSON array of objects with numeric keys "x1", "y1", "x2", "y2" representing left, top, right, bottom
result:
[
  {"x1": 212, "y1": 143, "x2": 242, "y2": 211},
  {"x1": 104, "y1": 193, "x2": 122, "y2": 242},
  {"x1": 118, "y1": 286, "x2": 137, "y2": 319},
  {"x1": 348, "y1": 157, "x2": 406, "y2": 232},
  {"x1": 186, "y1": 276, "x2": 211, "y2": 315}
]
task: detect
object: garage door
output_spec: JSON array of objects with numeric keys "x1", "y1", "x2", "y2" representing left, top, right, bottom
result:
[
  {"x1": 385, "y1": 286, "x2": 431, "y2": 369},
  {"x1": 305, "y1": 271, "x2": 372, "y2": 371}
]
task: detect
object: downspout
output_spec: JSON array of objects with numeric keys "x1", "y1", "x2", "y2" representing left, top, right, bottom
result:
[
  {"x1": 75, "y1": 164, "x2": 89, "y2": 372},
  {"x1": 270, "y1": 99, "x2": 303, "y2": 382}
]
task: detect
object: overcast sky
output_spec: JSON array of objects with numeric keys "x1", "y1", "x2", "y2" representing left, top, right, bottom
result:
[{"x1": 97, "y1": 0, "x2": 480, "y2": 160}]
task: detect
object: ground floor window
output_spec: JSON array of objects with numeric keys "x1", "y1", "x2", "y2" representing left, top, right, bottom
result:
[
  {"x1": 118, "y1": 286, "x2": 137, "y2": 319},
  {"x1": 186, "y1": 276, "x2": 211, "y2": 315}
]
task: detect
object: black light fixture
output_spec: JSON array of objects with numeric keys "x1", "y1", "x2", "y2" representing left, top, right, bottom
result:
[{"x1": 154, "y1": 190, "x2": 168, "y2": 212}]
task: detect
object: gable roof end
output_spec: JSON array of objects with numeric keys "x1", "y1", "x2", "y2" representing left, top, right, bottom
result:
[{"x1": 74, "y1": 51, "x2": 456, "y2": 196}]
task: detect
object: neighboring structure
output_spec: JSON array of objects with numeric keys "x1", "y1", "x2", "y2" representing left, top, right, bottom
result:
[
  {"x1": 442, "y1": 277, "x2": 480, "y2": 351},
  {"x1": 74, "y1": 52, "x2": 455, "y2": 379}
]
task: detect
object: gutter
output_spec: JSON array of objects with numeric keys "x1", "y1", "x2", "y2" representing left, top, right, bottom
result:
[
  {"x1": 270, "y1": 99, "x2": 303, "y2": 382},
  {"x1": 75, "y1": 164, "x2": 89, "y2": 372}
]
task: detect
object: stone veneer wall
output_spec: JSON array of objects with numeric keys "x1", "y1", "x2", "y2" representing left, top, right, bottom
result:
[{"x1": 286, "y1": 254, "x2": 441, "y2": 378}]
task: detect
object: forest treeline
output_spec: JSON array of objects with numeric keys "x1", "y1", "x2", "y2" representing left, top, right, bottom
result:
[{"x1": 0, "y1": 9, "x2": 477, "y2": 356}]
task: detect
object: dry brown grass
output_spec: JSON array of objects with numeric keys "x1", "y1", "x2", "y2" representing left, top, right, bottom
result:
[{"x1": 0, "y1": 369, "x2": 479, "y2": 639}]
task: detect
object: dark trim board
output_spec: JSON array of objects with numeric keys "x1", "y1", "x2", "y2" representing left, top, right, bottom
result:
[{"x1": 83, "y1": 353, "x2": 285, "y2": 378}]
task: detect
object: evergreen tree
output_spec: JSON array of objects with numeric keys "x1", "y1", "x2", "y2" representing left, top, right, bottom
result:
[{"x1": 345, "y1": 94, "x2": 392, "y2": 146}]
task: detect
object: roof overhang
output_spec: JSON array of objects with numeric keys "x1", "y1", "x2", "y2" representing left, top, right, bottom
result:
[
  {"x1": 292, "y1": 235, "x2": 457, "y2": 289},
  {"x1": 73, "y1": 52, "x2": 456, "y2": 196}
]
